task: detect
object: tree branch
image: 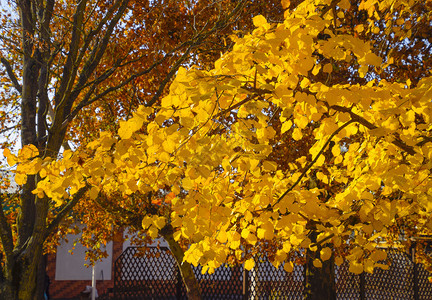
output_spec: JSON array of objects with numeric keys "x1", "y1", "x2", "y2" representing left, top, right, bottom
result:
[
  {"x1": 69, "y1": 0, "x2": 129, "y2": 104},
  {"x1": 52, "y1": 0, "x2": 88, "y2": 111},
  {"x1": 60, "y1": 0, "x2": 247, "y2": 129},
  {"x1": 273, "y1": 120, "x2": 354, "y2": 207},
  {"x1": 0, "y1": 57, "x2": 22, "y2": 94},
  {"x1": 146, "y1": 0, "x2": 247, "y2": 106},
  {"x1": 0, "y1": 125, "x2": 18, "y2": 135},
  {"x1": 60, "y1": 40, "x2": 192, "y2": 129},
  {"x1": 45, "y1": 185, "x2": 89, "y2": 239},
  {"x1": 330, "y1": 105, "x2": 417, "y2": 155},
  {"x1": 146, "y1": 43, "x2": 196, "y2": 107},
  {"x1": 77, "y1": 0, "x2": 125, "y2": 67},
  {"x1": 417, "y1": 136, "x2": 432, "y2": 147},
  {"x1": 93, "y1": 194, "x2": 146, "y2": 229}
]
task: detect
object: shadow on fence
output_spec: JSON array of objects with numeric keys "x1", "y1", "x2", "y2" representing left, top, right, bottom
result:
[{"x1": 104, "y1": 246, "x2": 432, "y2": 300}]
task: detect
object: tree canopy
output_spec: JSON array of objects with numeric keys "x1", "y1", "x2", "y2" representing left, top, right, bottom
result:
[
  {"x1": 0, "y1": 0, "x2": 285, "y2": 298},
  {"x1": 2, "y1": 0, "x2": 432, "y2": 299},
  {"x1": 12, "y1": 0, "x2": 431, "y2": 277}
]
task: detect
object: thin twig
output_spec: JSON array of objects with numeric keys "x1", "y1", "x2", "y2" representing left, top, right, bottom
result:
[{"x1": 273, "y1": 120, "x2": 354, "y2": 207}]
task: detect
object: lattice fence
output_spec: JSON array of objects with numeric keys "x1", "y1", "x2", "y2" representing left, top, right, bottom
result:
[
  {"x1": 108, "y1": 246, "x2": 432, "y2": 300},
  {"x1": 247, "y1": 255, "x2": 304, "y2": 299},
  {"x1": 113, "y1": 247, "x2": 180, "y2": 299}
]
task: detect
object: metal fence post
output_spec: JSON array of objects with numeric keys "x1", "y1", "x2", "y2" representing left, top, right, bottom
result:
[
  {"x1": 360, "y1": 272, "x2": 365, "y2": 300},
  {"x1": 413, "y1": 247, "x2": 419, "y2": 300},
  {"x1": 243, "y1": 267, "x2": 249, "y2": 300},
  {"x1": 176, "y1": 265, "x2": 182, "y2": 300}
]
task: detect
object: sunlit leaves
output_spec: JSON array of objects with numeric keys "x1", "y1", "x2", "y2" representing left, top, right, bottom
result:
[
  {"x1": 118, "y1": 116, "x2": 145, "y2": 139},
  {"x1": 27, "y1": 0, "x2": 432, "y2": 277},
  {"x1": 3, "y1": 148, "x2": 17, "y2": 166}
]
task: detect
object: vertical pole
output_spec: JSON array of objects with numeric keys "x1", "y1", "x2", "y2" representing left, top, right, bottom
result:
[
  {"x1": 359, "y1": 272, "x2": 365, "y2": 300},
  {"x1": 176, "y1": 265, "x2": 182, "y2": 300},
  {"x1": 91, "y1": 264, "x2": 96, "y2": 300},
  {"x1": 413, "y1": 247, "x2": 419, "y2": 300},
  {"x1": 243, "y1": 267, "x2": 249, "y2": 300}
]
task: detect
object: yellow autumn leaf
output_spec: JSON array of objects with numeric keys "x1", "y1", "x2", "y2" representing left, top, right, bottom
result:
[
  {"x1": 312, "y1": 64, "x2": 321, "y2": 76},
  {"x1": 147, "y1": 224, "x2": 159, "y2": 239},
  {"x1": 142, "y1": 216, "x2": 153, "y2": 229},
  {"x1": 281, "y1": 0, "x2": 290, "y2": 9},
  {"x1": 355, "y1": 24, "x2": 364, "y2": 33},
  {"x1": 244, "y1": 258, "x2": 255, "y2": 270},
  {"x1": 162, "y1": 139, "x2": 177, "y2": 153},
  {"x1": 323, "y1": 63, "x2": 333, "y2": 73},
  {"x1": 3, "y1": 148, "x2": 17, "y2": 166},
  {"x1": 364, "y1": 258, "x2": 374, "y2": 273},
  {"x1": 118, "y1": 116, "x2": 144, "y2": 139},
  {"x1": 370, "y1": 249, "x2": 387, "y2": 262},
  {"x1": 358, "y1": 65, "x2": 369, "y2": 78},
  {"x1": 281, "y1": 120, "x2": 293, "y2": 134},
  {"x1": 313, "y1": 259, "x2": 322, "y2": 268},
  {"x1": 14, "y1": 173, "x2": 27, "y2": 185},
  {"x1": 19, "y1": 159, "x2": 42, "y2": 175},
  {"x1": 331, "y1": 144, "x2": 341, "y2": 157},
  {"x1": 252, "y1": 15, "x2": 267, "y2": 28},
  {"x1": 292, "y1": 128, "x2": 302, "y2": 141},
  {"x1": 89, "y1": 186, "x2": 99, "y2": 200},
  {"x1": 217, "y1": 230, "x2": 228, "y2": 243},
  {"x1": 182, "y1": 177, "x2": 194, "y2": 190},
  {"x1": 349, "y1": 261, "x2": 363, "y2": 274},
  {"x1": 364, "y1": 52, "x2": 382, "y2": 66},
  {"x1": 315, "y1": 155, "x2": 325, "y2": 167},
  {"x1": 335, "y1": 256, "x2": 344, "y2": 266},
  {"x1": 320, "y1": 247, "x2": 332, "y2": 261},
  {"x1": 241, "y1": 228, "x2": 250, "y2": 239},
  {"x1": 246, "y1": 233, "x2": 258, "y2": 245},
  {"x1": 19, "y1": 144, "x2": 39, "y2": 160},
  {"x1": 262, "y1": 161, "x2": 277, "y2": 172},
  {"x1": 284, "y1": 261, "x2": 294, "y2": 272},
  {"x1": 153, "y1": 216, "x2": 166, "y2": 229}
]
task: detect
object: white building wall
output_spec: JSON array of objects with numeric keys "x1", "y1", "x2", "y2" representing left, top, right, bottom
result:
[{"x1": 55, "y1": 232, "x2": 113, "y2": 281}]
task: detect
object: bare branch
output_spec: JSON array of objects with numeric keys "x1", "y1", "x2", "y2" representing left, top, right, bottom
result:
[
  {"x1": 61, "y1": 41, "x2": 192, "y2": 128},
  {"x1": 69, "y1": 0, "x2": 129, "y2": 105},
  {"x1": 77, "y1": 0, "x2": 124, "y2": 66},
  {"x1": 60, "y1": 0, "x2": 247, "y2": 128},
  {"x1": 52, "y1": 0, "x2": 88, "y2": 111},
  {"x1": 147, "y1": 0, "x2": 247, "y2": 106},
  {"x1": 0, "y1": 125, "x2": 18, "y2": 135}
]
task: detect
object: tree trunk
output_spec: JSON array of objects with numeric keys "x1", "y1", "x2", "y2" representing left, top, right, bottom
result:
[
  {"x1": 304, "y1": 232, "x2": 336, "y2": 300},
  {"x1": 0, "y1": 242, "x2": 44, "y2": 300},
  {"x1": 35, "y1": 255, "x2": 48, "y2": 300},
  {"x1": 162, "y1": 228, "x2": 202, "y2": 300}
]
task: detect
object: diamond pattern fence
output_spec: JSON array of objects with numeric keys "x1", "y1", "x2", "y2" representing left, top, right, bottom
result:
[
  {"x1": 113, "y1": 247, "x2": 179, "y2": 299},
  {"x1": 247, "y1": 254, "x2": 304, "y2": 299},
  {"x1": 109, "y1": 246, "x2": 432, "y2": 300},
  {"x1": 113, "y1": 247, "x2": 244, "y2": 300},
  {"x1": 362, "y1": 249, "x2": 414, "y2": 300}
]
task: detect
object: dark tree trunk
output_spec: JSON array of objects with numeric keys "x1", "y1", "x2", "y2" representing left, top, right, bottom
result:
[
  {"x1": 35, "y1": 255, "x2": 48, "y2": 300},
  {"x1": 304, "y1": 231, "x2": 336, "y2": 300},
  {"x1": 162, "y1": 227, "x2": 202, "y2": 300}
]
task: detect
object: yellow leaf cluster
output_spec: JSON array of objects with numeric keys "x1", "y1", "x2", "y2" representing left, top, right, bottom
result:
[{"x1": 31, "y1": 0, "x2": 432, "y2": 275}]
